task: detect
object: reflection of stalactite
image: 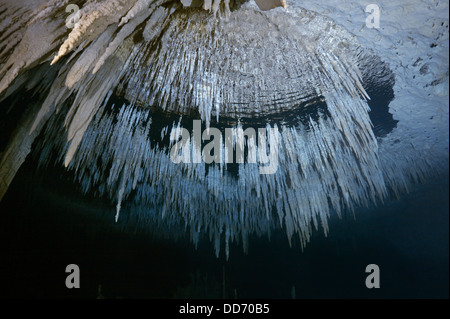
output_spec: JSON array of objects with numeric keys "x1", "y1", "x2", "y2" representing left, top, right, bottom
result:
[{"x1": 0, "y1": 0, "x2": 436, "y2": 258}]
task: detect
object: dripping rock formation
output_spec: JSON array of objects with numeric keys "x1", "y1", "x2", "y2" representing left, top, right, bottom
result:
[{"x1": 0, "y1": 0, "x2": 447, "y2": 258}]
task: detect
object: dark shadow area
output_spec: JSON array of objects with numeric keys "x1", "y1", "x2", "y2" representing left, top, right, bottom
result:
[
  {"x1": 361, "y1": 54, "x2": 398, "y2": 137},
  {"x1": 0, "y1": 151, "x2": 448, "y2": 298}
]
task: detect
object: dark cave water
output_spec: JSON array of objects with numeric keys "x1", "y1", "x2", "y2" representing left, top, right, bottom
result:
[{"x1": 0, "y1": 153, "x2": 448, "y2": 299}]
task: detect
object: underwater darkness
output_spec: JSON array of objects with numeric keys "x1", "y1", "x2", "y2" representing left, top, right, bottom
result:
[{"x1": 0, "y1": 143, "x2": 448, "y2": 299}]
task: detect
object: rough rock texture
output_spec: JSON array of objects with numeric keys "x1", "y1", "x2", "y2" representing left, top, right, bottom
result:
[{"x1": 297, "y1": 0, "x2": 449, "y2": 187}]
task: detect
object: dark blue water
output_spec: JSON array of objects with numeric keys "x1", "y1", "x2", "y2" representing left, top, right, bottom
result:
[{"x1": 0, "y1": 154, "x2": 447, "y2": 298}]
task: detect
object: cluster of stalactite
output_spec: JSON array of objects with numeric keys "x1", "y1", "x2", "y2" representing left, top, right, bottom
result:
[{"x1": 0, "y1": 0, "x2": 434, "y2": 258}]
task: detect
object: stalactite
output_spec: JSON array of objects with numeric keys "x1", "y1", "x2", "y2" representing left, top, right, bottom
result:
[{"x1": 0, "y1": 0, "x2": 441, "y2": 258}]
